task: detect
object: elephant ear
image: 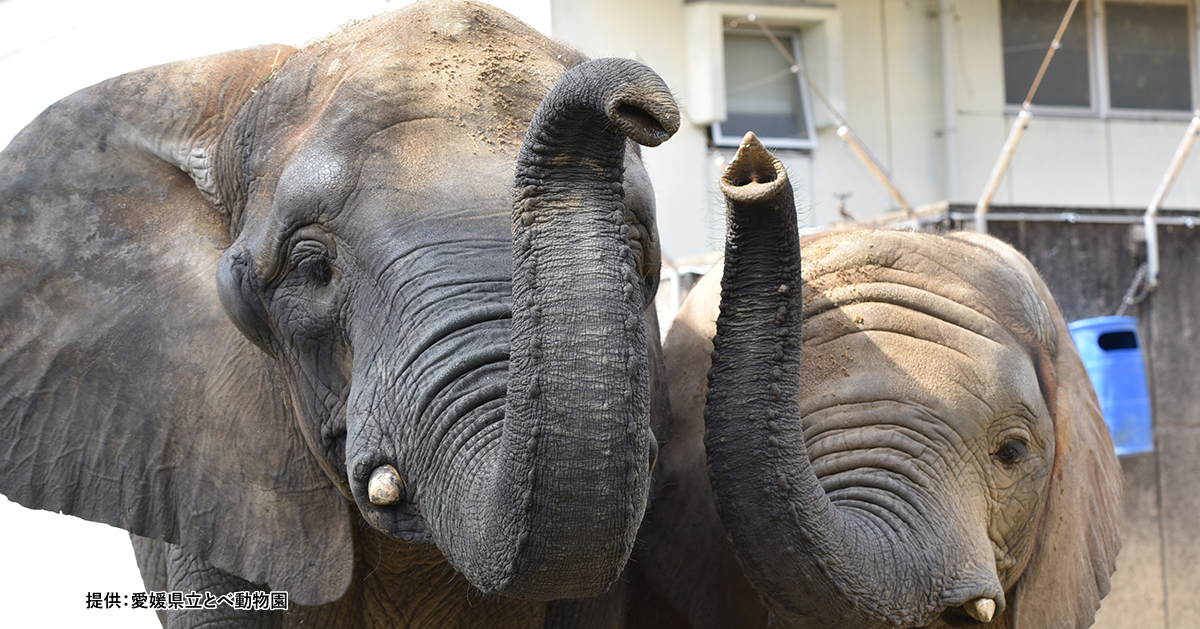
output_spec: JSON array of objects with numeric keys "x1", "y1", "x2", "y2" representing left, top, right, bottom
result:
[
  {"x1": 949, "y1": 232, "x2": 1122, "y2": 629},
  {"x1": 0, "y1": 46, "x2": 354, "y2": 606}
]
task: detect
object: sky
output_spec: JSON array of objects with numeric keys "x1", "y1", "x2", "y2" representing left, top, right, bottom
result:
[{"x1": 0, "y1": 1, "x2": 549, "y2": 626}]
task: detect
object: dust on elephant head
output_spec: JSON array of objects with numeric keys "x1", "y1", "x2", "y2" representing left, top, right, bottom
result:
[
  {"x1": 657, "y1": 135, "x2": 1121, "y2": 628},
  {"x1": 0, "y1": 0, "x2": 677, "y2": 610}
]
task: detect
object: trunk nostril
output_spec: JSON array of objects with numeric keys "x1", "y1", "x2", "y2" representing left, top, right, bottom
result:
[
  {"x1": 368, "y1": 464, "x2": 405, "y2": 505},
  {"x1": 718, "y1": 132, "x2": 789, "y2": 204},
  {"x1": 613, "y1": 103, "x2": 671, "y2": 146}
]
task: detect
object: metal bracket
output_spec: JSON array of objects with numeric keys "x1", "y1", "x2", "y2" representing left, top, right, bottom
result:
[{"x1": 1143, "y1": 108, "x2": 1200, "y2": 290}]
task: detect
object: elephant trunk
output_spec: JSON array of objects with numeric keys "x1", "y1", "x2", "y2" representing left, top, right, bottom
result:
[
  {"x1": 441, "y1": 58, "x2": 679, "y2": 600},
  {"x1": 704, "y1": 131, "x2": 826, "y2": 619},
  {"x1": 704, "y1": 134, "x2": 999, "y2": 628}
]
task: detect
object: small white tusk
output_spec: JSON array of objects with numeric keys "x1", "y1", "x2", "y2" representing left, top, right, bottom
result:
[
  {"x1": 368, "y1": 465, "x2": 405, "y2": 505},
  {"x1": 964, "y1": 597, "x2": 996, "y2": 624}
]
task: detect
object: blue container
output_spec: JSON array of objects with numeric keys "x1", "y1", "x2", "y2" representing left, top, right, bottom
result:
[{"x1": 1067, "y1": 316, "x2": 1153, "y2": 455}]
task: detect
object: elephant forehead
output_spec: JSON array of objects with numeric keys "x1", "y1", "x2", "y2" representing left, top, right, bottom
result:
[
  {"x1": 276, "y1": 119, "x2": 517, "y2": 226},
  {"x1": 264, "y1": 1, "x2": 578, "y2": 151},
  {"x1": 801, "y1": 230, "x2": 1056, "y2": 357},
  {"x1": 800, "y1": 317, "x2": 1047, "y2": 424},
  {"x1": 237, "y1": 1, "x2": 586, "y2": 240},
  {"x1": 347, "y1": 124, "x2": 518, "y2": 253},
  {"x1": 799, "y1": 231, "x2": 1056, "y2": 425}
]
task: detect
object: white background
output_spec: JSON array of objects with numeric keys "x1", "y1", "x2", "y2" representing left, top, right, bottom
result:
[{"x1": 0, "y1": 1, "x2": 548, "y2": 626}]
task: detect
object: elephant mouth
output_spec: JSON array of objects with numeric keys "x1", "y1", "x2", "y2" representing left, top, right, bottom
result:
[
  {"x1": 351, "y1": 455, "x2": 433, "y2": 544},
  {"x1": 932, "y1": 604, "x2": 991, "y2": 628},
  {"x1": 626, "y1": 211, "x2": 648, "y2": 263},
  {"x1": 907, "y1": 593, "x2": 1003, "y2": 629},
  {"x1": 624, "y1": 204, "x2": 658, "y2": 298}
]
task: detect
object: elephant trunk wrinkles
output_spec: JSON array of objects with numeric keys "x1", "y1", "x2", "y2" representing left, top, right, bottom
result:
[
  {"x1": 705, "y1": 134, "x2": 956, "y2": 628},
  {"x1": 440, "y1": 58, "x2": 679, "y2": 600}
]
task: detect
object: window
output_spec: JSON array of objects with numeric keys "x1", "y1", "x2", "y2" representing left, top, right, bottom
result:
[
  {"x1": 1000, "y1": 0, "x2": 1195, "y2": 114},
  {"x1": 712, "y1": 28, "x2": 817, "y2": 150},
  {"x1": 1001, "y1": 0, "x2": 1092, "y2": 108},
  {"x1": 1105, "y1": 2, "x2": 1191, "y2": 110}
]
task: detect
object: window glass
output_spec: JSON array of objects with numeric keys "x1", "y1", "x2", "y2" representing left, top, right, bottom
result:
[
  {"x1": 1001, "y1": 0, "x2": 1091, "y2": 107},
  {"x1": 721, "y1": 31, "x2": 810, "y2": 142},
  {"x1": 1106, "y1": 2, "x2": 1192, "y2": 111}
]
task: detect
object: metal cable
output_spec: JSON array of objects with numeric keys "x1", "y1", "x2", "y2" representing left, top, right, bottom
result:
[{"x1": 1115, "y1": 262, "x2": 1151, "y2": 317}]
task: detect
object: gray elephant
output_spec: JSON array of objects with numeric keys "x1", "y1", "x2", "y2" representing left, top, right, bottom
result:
[
  {"x1": 644, "y1": 134, "x2": 1122, "y2": 628},
  {"x1": 0, "y1": 1, "x2": 679, "y2": 626}
]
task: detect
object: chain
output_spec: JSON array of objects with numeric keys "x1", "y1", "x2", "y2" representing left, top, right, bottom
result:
[{"x1": 1115, "y1": 262, "x2": 1151, "y2": 317}]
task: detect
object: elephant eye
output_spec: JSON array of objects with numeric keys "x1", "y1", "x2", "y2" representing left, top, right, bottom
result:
[
  {"x1": 300, "y1": 257, "x2": 334, "y2": 286},
  {"x1": 288, "y1": 239, "x2": 334, "y2": 287},
  {"x1": 992, "y1": 439, "x2": 1029, "y2": 468}
]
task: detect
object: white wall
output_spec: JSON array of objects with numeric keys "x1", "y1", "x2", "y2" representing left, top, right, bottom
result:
[
  {"x1": 827, "y1": 0, "x2": 1200, "y2": 212},
  {"x1": 947, "y1": 0, "x2": 1200, "y2": 209}
]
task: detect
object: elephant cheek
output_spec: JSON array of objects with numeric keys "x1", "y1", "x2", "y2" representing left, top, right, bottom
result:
[
  {"x1": 992, "y1": 474, "x2": 1053, "y2": 587},
  {"x1": 216, "y1": 245, "x2": 274, "y2": 354}
]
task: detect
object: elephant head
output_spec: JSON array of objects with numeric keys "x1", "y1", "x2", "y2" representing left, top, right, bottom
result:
[
  {"x1": 670, "y1": 134, "x2": 1120, "y2": 628},
  {"x1": 0, "y1": 0, "x2": 677, "y2": 606}
]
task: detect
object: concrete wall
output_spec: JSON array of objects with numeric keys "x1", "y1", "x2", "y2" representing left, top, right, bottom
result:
[{"x1": 969, "y1": 212, "x2": 1200, "y2": 629}]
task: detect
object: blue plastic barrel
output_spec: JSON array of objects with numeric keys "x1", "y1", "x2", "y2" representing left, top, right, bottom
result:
[{"x1": 1067, "y1": 316, "x2": 1153, "y2": 455}]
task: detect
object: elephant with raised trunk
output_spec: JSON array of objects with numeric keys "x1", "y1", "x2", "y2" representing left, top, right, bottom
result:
[
  {"x1": 651, "y1": 134, "x2": 1121, "y2": 628},
  {"x1": 0, "y1": 1, "x2": 678, "y2": 626}
]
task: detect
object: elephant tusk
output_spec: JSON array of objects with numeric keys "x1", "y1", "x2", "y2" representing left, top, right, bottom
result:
[
  {"x1": 368, "y1": 465, "x2": 405, "y2": 505},
  {"x1": 964, "y1": 597, "x2": 996, "y2": 624}
]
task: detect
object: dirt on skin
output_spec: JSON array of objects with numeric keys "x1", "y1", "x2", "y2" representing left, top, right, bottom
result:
[
  {"x1": 416, "y1": 2, "x2": 587, "y2": 153},
  {"x1": 278, "y1": 0, "x2": 588, "y2": 157}
]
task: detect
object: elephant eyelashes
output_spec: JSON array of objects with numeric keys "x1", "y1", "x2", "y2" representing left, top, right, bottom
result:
[
  {"x1": 992, "y1": 439, "x2": 1029, "y2": 467},
  {"x1": 288, "y1": 239, "x2": 335, "y2": 287},
  {"x1": 300, "y1": 258, "x2": 334, "y2": 286}
]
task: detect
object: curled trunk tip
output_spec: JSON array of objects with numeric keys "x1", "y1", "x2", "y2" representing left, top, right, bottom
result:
[
  {"x1": 719, "y1": 132, "x2": 789, "y2": 205},
  {"x1": 588, "y1": 57, "x2": 679, "y2": 147},
  {"x1": 526, "y1": 57, "x2": 678, "y2": 150}
]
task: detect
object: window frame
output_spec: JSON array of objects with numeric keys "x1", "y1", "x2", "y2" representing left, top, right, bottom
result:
[
  {"x1": 1001, "y1": 0, "x2": 1198, "y2": 121},
  {"x1": 683, "y1": 1, "x2": 843, "y2": 150},
  {"x1": 711, "y1": 26, "x2": 819, "y2": 151}
]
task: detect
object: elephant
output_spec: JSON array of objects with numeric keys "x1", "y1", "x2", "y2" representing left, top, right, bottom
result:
[
  {"x1": 0, "y1": 1, "x2": 681, "y2": 626},
  {"x1": 644, "y1": 134, "x2": 1122, "y2": 628}
]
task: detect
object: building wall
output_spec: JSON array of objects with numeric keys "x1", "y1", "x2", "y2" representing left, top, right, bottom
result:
[
  {"x1": 552, "y1": 0, "x2": 1200, "y2": 260},
  {"x1": 949, "y1": 1, "x2": 1200, "y2": 211}
]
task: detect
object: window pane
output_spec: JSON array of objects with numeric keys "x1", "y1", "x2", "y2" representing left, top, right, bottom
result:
[
  {"x1": 723, "y1": 32, "x2": 809, "y2": 141},
  {"x1": 1001, "y1": 0, "x2": 1091, "y2": 107},
  {"x1": 1106, "y1": 3, "x2": 1192, "y2": 111}
]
